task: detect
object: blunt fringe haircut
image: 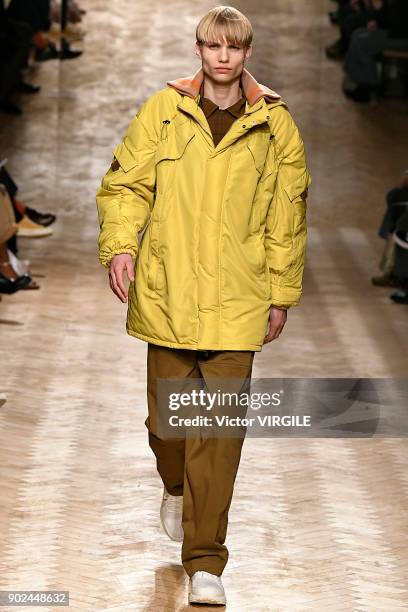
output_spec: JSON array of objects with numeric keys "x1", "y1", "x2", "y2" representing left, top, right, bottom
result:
[{"x1": 196, "y1": 6, "x2": 253, "y2": 49}]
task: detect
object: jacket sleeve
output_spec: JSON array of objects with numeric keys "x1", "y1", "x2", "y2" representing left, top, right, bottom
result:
[
  {"x1": 264, "y1": 106, "x2": 312, "y2": 309},
  {"x1": 95, "y1": 102, "x2": 158, "y2": 268}
]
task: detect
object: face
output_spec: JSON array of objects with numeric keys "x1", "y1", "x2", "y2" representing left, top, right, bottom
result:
[{"x1": 195, "y1": 34, "x2": 252, "y2": 84}]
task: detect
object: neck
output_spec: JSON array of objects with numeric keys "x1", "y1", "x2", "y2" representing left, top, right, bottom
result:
[{"x1": 202, "y1": 72, "x2": 243, "y2": 109}]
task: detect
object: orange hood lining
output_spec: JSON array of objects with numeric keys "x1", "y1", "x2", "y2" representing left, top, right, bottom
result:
[{"x1": 166, "y1": 67, "x2": 281, "y2": 107}]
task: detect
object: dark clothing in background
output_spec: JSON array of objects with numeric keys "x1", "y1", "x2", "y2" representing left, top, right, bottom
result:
[
  {"x1": 394, "y1": 208, "x2": 408, "y2": 281},
  {"x1": 375, "y1": 0, "x2": 408, "y2": 39},
  {"x1": 344, "y1": 0, "x2": 408, "y2": 86},
  {"x1": 0, "y1": 18, "x2": 32, "y2": 97},
  {"x1": 198, "y1": 81, "x2": 246, "y2": 147},
  {"x1": 0, "y1": 166, "x2": 22, "y2": 256},
  {"x1": 0, "y1": 167, "x2": 19, "y2": 203},
  {"x1": 6, "y1": 0, "x2": 51, "y2": 32},
  {"x1": 378, "y1": 187, "x2": 408, "y2": 239},
  {"x1": 337, "y1": 0, "x2": 381, "y2": 51}
]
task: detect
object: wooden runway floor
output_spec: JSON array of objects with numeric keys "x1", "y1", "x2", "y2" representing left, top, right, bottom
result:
[{"x1": 1, "y1": 0, "x2": 408, "y2": 610}]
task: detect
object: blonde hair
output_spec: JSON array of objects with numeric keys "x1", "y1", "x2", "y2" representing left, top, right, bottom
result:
[{"x1": 196, "y1": 6, "x2": 253, "y2": 49}]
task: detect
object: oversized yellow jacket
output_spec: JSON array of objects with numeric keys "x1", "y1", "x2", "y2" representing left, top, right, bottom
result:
[{"x1": 96, "y1": 67, "x2": 312, "y2": 351}]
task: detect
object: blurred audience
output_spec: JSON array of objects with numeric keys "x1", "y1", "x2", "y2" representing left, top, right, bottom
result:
[
  {"x1": 0, "y1": 0, "x2": 85, "y2": 297},
  {"x1": 372, "y1": 169, "x2": 408, "y2": 304},
  {"x1": 326, "y1": 0, "x2": 408, "y2": 102},
  {"x1": 0, "y1": 0, "x2": 85, "y2": 115},
  {"x1": 0, "y1": 162, "x2": 58, "y2": 293}
]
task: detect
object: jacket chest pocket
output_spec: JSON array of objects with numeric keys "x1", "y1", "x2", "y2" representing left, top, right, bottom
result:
[
  {"x1": 246, "y1": 132, "x2": 276, "y2": 182},
  {"x1": 154, "y1": 129, "x2": 196, "y2": 196}
]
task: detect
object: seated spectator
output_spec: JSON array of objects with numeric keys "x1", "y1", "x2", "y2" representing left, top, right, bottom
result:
[
  {"x1": 0, "y1": 162, "x2": 56, "y2": 257},
  {"x1": 342, "y1": 0, "x2": 408, "y2": 102},
  {"x1": 5, "y1": 0, "x2": 82, "y2": 69},
  {"x1": 390, "y1": 208, "x2": 408, "y2": 303},
  {"x1": 0, "y1": 0, "x2": 40, "y2": 115},
  {"x1": 0, "y1": 184, "x2": 36, "y2": 292},
  {"x1": 372, "y1": 169, "x2": 408, "y2": 293},
  {"x1": 326, "y1": 0, "x2": 380, "y2": 60}
]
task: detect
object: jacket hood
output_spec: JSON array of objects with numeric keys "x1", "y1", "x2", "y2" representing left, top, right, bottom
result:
[{"x1": 166, "y1": 67, "x2": 281, "y2": 107}]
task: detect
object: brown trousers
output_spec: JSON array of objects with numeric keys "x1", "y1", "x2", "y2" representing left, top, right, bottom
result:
[{"x1": 145, "y1": 343, "x2": 255, "y2": 577}]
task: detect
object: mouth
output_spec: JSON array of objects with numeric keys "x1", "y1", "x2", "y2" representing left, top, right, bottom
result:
[{"x1": 214, "y1": 67, "x2": 231, "y2": 72}]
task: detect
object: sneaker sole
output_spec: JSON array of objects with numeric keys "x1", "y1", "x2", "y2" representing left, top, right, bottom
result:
[{"x1": 188, "y1": 591, "x2": 226, "y2": 605}]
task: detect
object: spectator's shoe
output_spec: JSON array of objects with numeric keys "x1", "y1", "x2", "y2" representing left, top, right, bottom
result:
[
  {"x1": 35, "y1": 41, "x2": 59, "y2": 62},
  {"x1": 25, "y1": 206, "x2": 57, "y2": 227},
  {"x1": 160, "y1": 486, "x2": 184, "y2": 542},
  {"x1": 188, "y1": 571, "x2": 227, "y2": 605},
  {"x1": 16, "y1": 215, "x2": 53, "y2": 238},
  {"x1": 16, "y1": 81, "x2": 41, "y2": 94},
  {"x1": 0, "y1": 98, "x2": 22, "y2": 115},
  {"x1": 59, "y1": 40, "x2": 83, "y2": 60},
  {"x1": 1, "y1": 262, "x2": 40, "y2": 290},
  {"x1": 390, "y1": 289, "x2": 408, "y2": 304},
  {"x1": 371, "y1": 273, "x2": 401, "y2": 287},
  {"x1": 0, "y1": 271, "x2": 32, "y2": 294},
  {"x1": 393, "y1": 229, "x2": 408, "y2": 250}
]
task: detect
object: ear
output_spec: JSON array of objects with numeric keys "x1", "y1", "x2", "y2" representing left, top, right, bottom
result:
[
  {"x1": 244, "y1": 45, "x2": 253, "y2": 61},
  {"x1": 194, "y1": 41, "x2": 202, "y2": 58}
]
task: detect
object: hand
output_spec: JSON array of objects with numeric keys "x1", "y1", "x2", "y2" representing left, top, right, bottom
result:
[
  {"x1": 263, "y1": 306, "x2": 287, "y2": 344},
  {"x1": 109, "y1": 253, "x2": 135, "y2": 302}
]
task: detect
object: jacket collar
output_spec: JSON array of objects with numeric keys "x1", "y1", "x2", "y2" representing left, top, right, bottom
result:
[{"x1": 166, "y1": 66, "x2": 281, "y2": 107}]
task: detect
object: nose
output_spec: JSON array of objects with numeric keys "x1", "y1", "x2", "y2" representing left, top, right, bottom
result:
[{"x1": 218, "y1": 45, "x2": 229, "y2": 62}]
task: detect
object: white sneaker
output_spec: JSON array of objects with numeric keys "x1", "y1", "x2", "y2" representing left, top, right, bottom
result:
[
  {"x1": 188, "y1": 570, "x2": 226, "y2": 605},
  {"x1": 160, "y1": 486, "x2": 184, "y2": 542}
]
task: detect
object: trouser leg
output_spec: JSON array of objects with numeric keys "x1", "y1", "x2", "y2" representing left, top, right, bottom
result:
[
  {"x1": 181, "y1": 350, "x2": 255, "y2": 577},
  {"x1": 145, "y1": 344, "x2": 255, "y2": 576},
  {"x1": 146, "y1": 343, "x2": 201, "y2": 496}
]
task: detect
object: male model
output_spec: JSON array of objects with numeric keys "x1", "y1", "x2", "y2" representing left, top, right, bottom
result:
[{"x1": 96, "y1": 5, "x2": 311, "y2": 606}]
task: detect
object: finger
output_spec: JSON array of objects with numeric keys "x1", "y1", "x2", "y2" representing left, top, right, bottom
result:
[
  {"x1": 109, "y1": 273, "x2": 123, "y2": 302},
  {"x1": 110, "y1": 267, "x2": 127, "y2": 302},
  {"x1": 113, "y1": 265, "x2": 128, "y2": 301},
  {"x1": 276, "y1": 321, "x2": 286, "y2": 336},
  {"x1": 109, "y1": 272, "x2": 124, "y2": 302},
  {"x1": 126, "y1": 260, "x2": 135, "y2": 282},
  {"x1": 114, "y1": 266, "x2": 128, "y2": 300},
  {"x1": 264, "y1": 326, "x2": 278, "y2": 343},
  {"x1": 267, "y1": 318, "x2": 286, "y2": 341}
]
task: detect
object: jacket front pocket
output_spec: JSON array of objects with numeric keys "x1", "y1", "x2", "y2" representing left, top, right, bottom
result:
[{"x1": 147, "y1": 248, "x2": 166, "y2": 293}]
